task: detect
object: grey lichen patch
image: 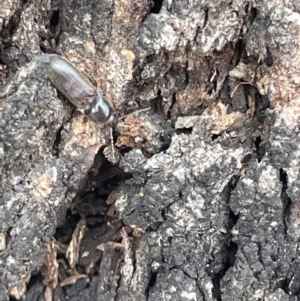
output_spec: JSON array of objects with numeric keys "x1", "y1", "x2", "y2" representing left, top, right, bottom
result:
[
  {"x1": 117, "y1": 118, "x2": 251, "y2": 298},
  {"x1": 134, "y1": 2, "x2": 252, "y2": 119},
  {"x1": 115, "y1": 195, "x2": 129, "y2": 214},
  {"x1": 266, "y1": 7, "x2": 300, "y2": 128},
  {"x1": 148, "y1": 270, "x2": 203, "y2": 301},
  {"x1": 221, "y1": 145, "x2": 299, "y2": 300},
  {"x1": 1, "y1": 4, "x2": 41, "y2": 71}
]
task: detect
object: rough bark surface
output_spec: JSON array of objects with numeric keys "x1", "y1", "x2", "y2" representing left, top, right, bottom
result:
[{"x1": 1, "y1": 0, "x2": 300, "y2": 301}]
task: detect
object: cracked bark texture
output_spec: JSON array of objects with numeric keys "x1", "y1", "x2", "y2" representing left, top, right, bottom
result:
[{"x1": 1, "y1": 0, "x2": 300, "y2": 301}]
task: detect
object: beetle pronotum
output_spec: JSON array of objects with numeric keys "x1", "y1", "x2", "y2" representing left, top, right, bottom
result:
[{"x1": 40, "y1": 54, "x2": 114, "y2": 123}]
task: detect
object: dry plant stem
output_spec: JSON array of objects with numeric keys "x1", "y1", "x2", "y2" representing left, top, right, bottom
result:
[
  {"x1": 109, "y1": 126, "x2": 116, "y2": 164},
  {"x1": 230, "y1": 81, "x2": 253, "y2": 98}
]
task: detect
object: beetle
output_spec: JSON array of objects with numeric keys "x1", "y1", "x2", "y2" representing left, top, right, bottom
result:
[{"x1": 40, "y1": 54, "x2": 114, "y2": 123}]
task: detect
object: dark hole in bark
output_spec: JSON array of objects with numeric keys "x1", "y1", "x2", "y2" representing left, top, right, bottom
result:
[
  {"x1": 280, "y1": 169, "x2": 288, "y2": 196},
  {"x1": 211, "y1": 133, "x2": 221, "y2": 141},
  {"x1": 150, "y1": 90, "x2": 164, "y2": 114},
  {"x1": 211, "y1": 275, "x2": 222, "y2": 301},
  {"x1": 146, "y1": 271, "x2": 158, "y2": 297},
  {"x1": 241, "y1": 153, "x2": 253, "y2": 165},
  {"x1": 211, "y1": 237, "x2": 238, "y2": 301},
  {"x1": 161, "y1": 208, "x2": 167, "y2": 220},
  {"x1": 6, "y1": 227, "x2": 12, "y2": 244},
  {"x1": 210, "y1": 176, "x2": 240, "y2": 300},
  {"x1": 229, "y1": 209, "x2": 239, "y2": 228},
  {"x1": 120, "y1": 146, "x2": 134, "y2": 154},
  {"x1": 10, "y1": 271, "x2": 44, "y2": 301},
  {"x1": 265, "y1": 47, "x2": 273, "y2": 66},
  {"x1": 150, "y1": 0, "x2": 163, "y2": 14},
  {"x1": 255, "y1": 93, "x2": 270, "y2": 110},
  {"x1": 203, "y1": 6, "x2": 209, "y2": 28},
  {"x1": 52, "y1": 125, "x2": 63, "y2": 157},
  {"x1": 48, "y1": 9, "x2": 61, "y2": 46},
  {"x1": 54, "y1": 211, "x2": 81, "y2": 244},
  {"x1": 254, "y1": 136, "x2": 263, "y2": 162},
  {"x1": 24, "y1": 271, "x2": 42, "y2": 291},
  {"x1": 250, "y1": 7, "x2": 258, "y2": 21},
  {"x1": 254, "y1": 93, "x2": 270, "y2": 123},
  {"x1": 226, "y1": 241, "x2": 238, "y2": 269},
  {"x1": 280, "y1": 168, "x2": 292, "y2": 237},
  {"x1": 50, "y1": 10, "x2": 60, "y2": 27},
  {"x1": 175, "y1": 127, "x2": 193, "y2": 135},
  {"x1": 159, "y1": 135, "x2": 172, "y2": 152},
  {"x1": 167, "y1": 92, "x2": 176, "y2": 119},
  {"x1": 145, "y1": 54, "x2": 156, "y2": 64}
]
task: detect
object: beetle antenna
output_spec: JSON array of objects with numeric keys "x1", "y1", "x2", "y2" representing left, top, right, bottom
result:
[{"x1": 119, "y1": 107, "x2": 151, "y2": 120}]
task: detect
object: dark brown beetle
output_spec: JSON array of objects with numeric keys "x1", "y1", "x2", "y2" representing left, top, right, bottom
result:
[{"x1": 40, "y1": 54, "x2": 114, "y2": 123}]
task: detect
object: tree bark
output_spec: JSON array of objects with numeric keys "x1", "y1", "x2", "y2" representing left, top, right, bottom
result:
[{"x1": 1, "y1": 0, "x2": 300, "y2": 301}]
